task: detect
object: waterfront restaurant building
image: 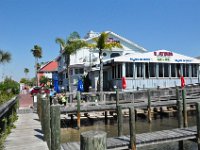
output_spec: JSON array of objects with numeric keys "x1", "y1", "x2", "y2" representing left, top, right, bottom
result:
[{"x1": 101, "y1": 50, "x2": 200, "y2": 90}]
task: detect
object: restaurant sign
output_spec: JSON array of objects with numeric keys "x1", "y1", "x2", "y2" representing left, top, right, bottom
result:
[{"x1": 154, "y1": 51, "x2": 173, "y2": 62}]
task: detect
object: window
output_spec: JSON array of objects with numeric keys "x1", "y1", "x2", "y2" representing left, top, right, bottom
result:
[
  {"x1": 164, "y1": 63, "x2": 169, "y2": 77},
  {"x1": 171, "y1": 64, "x2": 176, "y2": 77},
  {"x1": 145, "y1": 63, "x2": 149, "y2": 78},
  {"x1": 111, "y1": 53, "x2": 120, "y2": 58},
  {"x1": 136, "y1": 63, "x2": 143, "y2": 78},
  {"x1": 192, "y1": 64, "x2": 198, "y2": 77},
  {"x1": 75, "y1": 68, "x2": 84, "y2": 74},
  {"x1": 126, "y1": 63, "x2": 133, "y2": 77},
  {"x1": 116, "y1": 64, "x2": 122, "y2": 78},
  {"x1": 183, "y1": 64, "x2": 189, "y2": 77},
  {"x1": 149, "y1": 63, "x2": 156, "y2": 77},
  {"x1": 159, "y1": 63, "x2": 163, "y2": 77}
]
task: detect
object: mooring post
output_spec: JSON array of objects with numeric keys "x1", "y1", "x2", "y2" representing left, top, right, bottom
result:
[
  {"x1": 41, "y1": 97, "x2": 51, "y2": 149},
  {"x1": 116, "y1": 89, "x2": 119, "y2": 107},
  {"x1": 177, "y1": 100, "x2": 183, "y2": 150},
  {"x1": 51, "y1": 105, "x2": 61, "y2": 150},
  {"x1": 129, "y1": 106, "x2": 136, "y2": 150},
  {"x1": 182, "y1": 88, "x2": 188, "y2": 127},
  {"x1": 77, "y1": 91, "x2": 81, "y2": 129},
  {"x1": 176, "y1": 86, "x2": 180, "y2": 101},
  {"x1": 196, "y1": 102, "x2": 200, "y2": 150},
  {"x1": 147, "y1": 89, "x2": 152, "y2": 123},
  {"x1": 80, "y1": 130, "x2": 107, "y2": 150},
  {"x1": 37, "y1": 94, "x2": 41, "y2": 119},
  {"x1": 117, "y1": 105, "x2": 123, "y2": 136},
  {"x1": 105, "y1": 111, "x2": 108, "y2": 125}
]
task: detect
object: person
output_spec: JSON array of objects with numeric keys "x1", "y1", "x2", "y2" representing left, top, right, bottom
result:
[
  {"x1": 61, "y1": 93, "x2": 67, "y2": 106},
  {"x1": 49, "y1": 88, "x2": 56, "y2": 105}
]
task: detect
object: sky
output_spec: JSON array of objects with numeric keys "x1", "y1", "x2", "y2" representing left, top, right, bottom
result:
[{"x1": 0, "y1": 0, "x2": 200, "y2": 82}]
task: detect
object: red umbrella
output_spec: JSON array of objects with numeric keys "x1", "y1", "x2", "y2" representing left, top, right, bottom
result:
[
  {"x1": 122, "y1": 77, "x2": 127, "y2": 89},
  {"x1": 181, "y1": 76, "x2": 185, "y2": 88}
]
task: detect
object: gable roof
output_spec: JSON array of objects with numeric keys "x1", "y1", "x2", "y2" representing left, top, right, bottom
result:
[
  {"x1": 111, "y1": 50, "x2": 200, "y2": 64},
  {"x1": 38, "y1": 60, "x2": 58, "y2": 72},
  {"x1": 84, "y1": 30, "x2": 147, "y2": 52}
]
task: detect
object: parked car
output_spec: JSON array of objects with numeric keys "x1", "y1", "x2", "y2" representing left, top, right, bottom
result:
[{"x1": 30, "y1": 86, "x2": 50, "y2": 95}]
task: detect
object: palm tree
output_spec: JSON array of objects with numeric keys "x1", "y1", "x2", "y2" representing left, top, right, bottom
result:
[
  {"x1": 92, "y1": 32, "x2": 122, "y2": 101},
  {"x1": 55, "y1": 32, "x2": 88, "y2": 93},
  {"x1": 24, "y1": 68, "x2": 29, "y2": 78},
  {"x1": 0, "y1": 50, "x2": 11, "y2": 81},
  {"x1": 0, "y1": 50, "x2": 11, "y2": 64},
  {"x1": 31, "y1": 45, "x2": 42, "y2": 86}
]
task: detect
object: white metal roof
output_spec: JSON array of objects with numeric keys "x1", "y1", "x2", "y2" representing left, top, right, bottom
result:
[{"x1": 112, "y1": 50, "x2": 200, "y2": 64}]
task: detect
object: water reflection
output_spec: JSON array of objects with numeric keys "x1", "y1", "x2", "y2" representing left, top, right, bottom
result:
[{"x1": 61, "y1": 115, "x2": 197, "y2": 149}]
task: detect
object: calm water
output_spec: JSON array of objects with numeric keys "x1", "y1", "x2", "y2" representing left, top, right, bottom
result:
[{"x1": 61, "y1": 114, "x2": 198, "y2": 150}]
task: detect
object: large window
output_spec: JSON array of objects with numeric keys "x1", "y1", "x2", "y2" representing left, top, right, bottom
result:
[
  {"x1": 126, "y1": 63, "x2": 133, "y2": 77},
  {"x1": 145, "y1": 63, "x2": 149, "y2": 78},
  {"x1": 183, "y1": 64, "x2": 189, "y2": 77},
  {"x1": 116, "y1": 64, "x2": 122, "y2": 78},
  {"x1": 149, "y1": 63, "x2": 156, "y2": 77},
  {"x1": 164, "y1": 63, "x2": 169, "y2": 77},
  {"x1": 159, "y1": 63, "x2": 163, "y2": 77},
  {"x1": 136, "y1": 63, "x2": 143, "y2": 78},
  {"x1": 171, "y1": 64, "x2": 176, "y2": 77},
  {"x1": 192, "y1": 64, "x2": 198, "y2": 77}
]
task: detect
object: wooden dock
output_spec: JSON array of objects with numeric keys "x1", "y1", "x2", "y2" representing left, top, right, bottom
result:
[
  {"x1": 61, "y1": 126, "x2": 197, "y2": 150},
  {"x1": 4, "y1": 113, "x2": 49, "y2": 150}
]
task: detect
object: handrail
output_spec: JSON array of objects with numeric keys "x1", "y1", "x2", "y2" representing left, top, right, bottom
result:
[{"x1": 0, "y1": 96, "x2": 18, "y2": 118}]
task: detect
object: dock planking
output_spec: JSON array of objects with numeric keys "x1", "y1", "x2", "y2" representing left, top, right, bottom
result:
[
  {"x1": 4, "y1": 113, "x2": 48, "y2": 150},
  {"x1": 61, "y1": 126, "x2": 197, "y2": 150}
]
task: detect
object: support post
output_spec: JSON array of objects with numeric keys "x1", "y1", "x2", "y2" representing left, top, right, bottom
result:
[
  {"x1": 196, "y1": 102, "x2": 200, "y2": 150},
  {"x1": 176, "y1": 87, "x2": 180, "y2": 101},
  {"x1": 129, "y1": 106, "x2": 136, "y2": 150},
  {"x1": 182, "y1": 89, "x2": 188, "y2": 127},
  {"x1": 77, "y1": 91, "x2": 81, "y2": 129},
  {"x1": 116, "y1": 89, "x2": 119, "y2": 107},
  {"x1": 147, "y1": 89, "x2": 152, "y2": 123},
  {"x1": 80, "y1": 131, "x2": 107, "y2": 150},
  {"x1": 117, "y1": 105, "x2": 123, "y2": 136},
  {"x1": 41, "y1": 97, "x2": 51, "y2": 149},
  {"x1": 105, "y1": 111, "x2": 108, "y2": 125},
  {"x1": 177, "y1": 100, "x2": 183, "y2": 150},
  {"x1": 51, "y1": 105, "x2": 61, "y2": 150}
]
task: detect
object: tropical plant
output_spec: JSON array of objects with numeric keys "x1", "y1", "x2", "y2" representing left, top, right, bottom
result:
[
  {"x1": 55, "y1": 32, "x2": 88, "y2": 93},
  {"x1": 0, "y1": 50, "x2": 11, "y2": 80},
  {"x1": 24, "y1": 68, "x2": 29, "y2": 78},
  {"x1": 92, "y1": 32, "x2": 122, "y2": 100},
  {"x1": 0, "y1": 50, "x2": 11, "y2": 64},
  {"x1": 39, "y1": 76, "x2": 50, "y2": 87},
  {"x1": 31, "y1": 45, "x2": 42, "y2": 86}
]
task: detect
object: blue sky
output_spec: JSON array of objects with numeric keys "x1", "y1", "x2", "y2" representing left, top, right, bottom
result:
[{"x1": 0, "y1": 0, "x2": 200, "y2": 82}]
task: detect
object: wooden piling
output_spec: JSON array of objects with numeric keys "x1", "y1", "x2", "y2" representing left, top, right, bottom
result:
[
  {"x1": 147, "y1": 89, "x2": 152, "y2": 123},
  {"x1": 196, "y1": 102, "x2": 200, "y2": 150},
  {"x1": 51, "y1": 105, "x2": 61, "y2": 150},
  {"x1": 116, "y1": 89, "x2": 119, "y2": 107},
  {"x1": 117, "y1": 105, "x2": 123, "y2": 136},
  {"x1": 105, "y1": 111, "x2": 108, "y2": 125},
  {"x1": 129, "y1": 106, "x2": 136, "y2": 150},
  {"x1": 182, "y1": 89, "x2": 188, "y2": 127},
  {"x1": 80, "y1": 130, "x2": 107, "y2": 150},
  {"x1": 77, "y1": 91, "x2": 81, "y2": 129},
  {"x1": 41, "y1": 97, "x2": 51, "y2": 149},
  {"x1": 176, "y1": 87, "x2": 180, "y2": 101},
  {"x1": 177, "y1": 100, "x2": 183, "y2": 150}
]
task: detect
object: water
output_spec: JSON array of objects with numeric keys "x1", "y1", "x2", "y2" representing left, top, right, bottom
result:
[{"x1": 61, "y1": 114, "x2": 198, "y2": 150}]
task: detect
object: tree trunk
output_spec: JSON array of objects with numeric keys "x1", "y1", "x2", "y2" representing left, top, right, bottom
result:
[
  {"x1": 35, "y1": 57, "x2": 38, "y2": 86},
  {"x1": 99, "y1": 50, "x2": 103, "y2": 101}
]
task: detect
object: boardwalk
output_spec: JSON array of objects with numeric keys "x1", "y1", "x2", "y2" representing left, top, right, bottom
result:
[
  {"x1": 62, "y1": 126, "x2": 197, "y2": 150},
  {"x1": 4, "y1": 94, "x2": 48, "y2": 150}
]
